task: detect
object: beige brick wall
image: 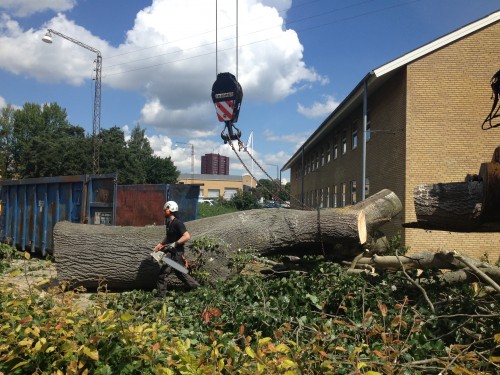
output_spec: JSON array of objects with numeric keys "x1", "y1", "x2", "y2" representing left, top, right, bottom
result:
[
  {"x1": 405, "y1": 22, "x2": 500, "y2": 260},
  {"x1": 290, "y1": 20, "x2": 500, "y2": 261}
]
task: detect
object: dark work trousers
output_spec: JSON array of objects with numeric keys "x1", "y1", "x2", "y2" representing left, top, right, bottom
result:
[{"x1": 157, "y1": 251, "x2": 200, "y2": 297}]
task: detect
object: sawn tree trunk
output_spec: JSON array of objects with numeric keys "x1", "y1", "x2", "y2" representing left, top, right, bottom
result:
[{"x1": 53, "y1": 189, "x2": 402, "y2": 290}]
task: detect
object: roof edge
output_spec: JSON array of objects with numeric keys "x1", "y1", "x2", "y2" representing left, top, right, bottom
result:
[{"x1": 373, "y1": 10, "x2": 500, "y2": 77}]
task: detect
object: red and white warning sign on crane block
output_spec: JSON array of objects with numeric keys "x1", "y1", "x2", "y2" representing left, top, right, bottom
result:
[
  {"x1": 215, "y1": 100, "x2": 235, "y2": 122},
  {"x1": 211, "y1": 72, "x2": 243, "y2": 124}
]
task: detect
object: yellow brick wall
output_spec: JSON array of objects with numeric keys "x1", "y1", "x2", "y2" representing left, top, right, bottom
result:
[
  {"x1": 177, "y1": 177, "x2": 247, "y2": 198},
  {"x1": 290, "y1": 21, "x2": 500, "y2": 261},
  {"x1": 405, "y1": 22, "x2": 500, "y2": 261}
]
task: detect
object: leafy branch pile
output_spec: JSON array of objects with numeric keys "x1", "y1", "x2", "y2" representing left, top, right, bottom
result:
[{"x1": 0, "y1": 248, "x2": 499, "y2": 374}]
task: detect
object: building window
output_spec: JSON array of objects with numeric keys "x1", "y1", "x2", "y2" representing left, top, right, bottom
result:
[
  {"x1": 352, "y1": 124, "x2": 358, "y2": 150},
  {"x1": 341, "y1": 131, "x2": 347, "y2": 155},
  {"x1": 365, "y1": 112, "x2": 371, "y2": 142},
  {"x1": 319, "y1": 188, "x2": 323, "y2": 208},
  {"x1": 207, "y1": 189, "x2": 220, "y2": 198},
  {"x1": 326, "y1": 143, "x2": 331, "y2": 163},
  {"x1": 316, "y1": 154, "x2": 319, "y2": 169},
  {"x1": 341, "y1": 183, "x2": 346, "y2": 207},
  {"x1": 365, "y1": 177, "x2": 370, "y2": 197},
  {"x1": 350, "y1": 180, "x2": 357, "y2": 204},
  {"x1": 199, "y1": 189, "x2": 204, "y2": 197},
  {"x1": 332, "y1": 185, "x2": 338, "y2": 208},
  {"x1": 333, "y1": 142, "x2": 338, "y2": 160},
  {"x1": 325, "y1": 186, "x2": 330, "y2": 208},
  {"x1": 321, "y1": 148, "x2": 325, "y2": 166}
]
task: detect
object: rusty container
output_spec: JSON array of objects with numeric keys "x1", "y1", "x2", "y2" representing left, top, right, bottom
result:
[{"x1": 115, "y1": 183, "x2": 199, "y2": 226}]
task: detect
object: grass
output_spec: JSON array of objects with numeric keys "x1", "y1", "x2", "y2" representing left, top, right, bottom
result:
[{"x1": 196, "y1": 202, "x2": 238, "y2": 218}]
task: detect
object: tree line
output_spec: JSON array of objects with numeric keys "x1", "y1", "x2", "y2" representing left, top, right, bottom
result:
[
  {"x1": 0, "y1": 102, "x2": 179, "y2": 184},
  {"x1": 0, "y1": 102, "x2": 291, "y2": 204}
]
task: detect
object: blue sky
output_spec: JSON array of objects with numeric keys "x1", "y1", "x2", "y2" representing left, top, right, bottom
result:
[{"x1": 0, "y1": 0, "x2": 498, "y2": 181}]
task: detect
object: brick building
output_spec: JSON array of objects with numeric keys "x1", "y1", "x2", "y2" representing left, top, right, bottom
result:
[
  {"x1": 201, "y1": 153, "x2": 229, "y2": 175},
  {"x1": 178, "y1": 174, "x2": 256, "y2": 200},
  {"x1": 282, "y1": 11, "x2": 500, "y2": 260}
]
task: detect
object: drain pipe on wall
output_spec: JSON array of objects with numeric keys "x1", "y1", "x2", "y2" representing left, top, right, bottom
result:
[{"x1": 361, "y1": 76, "x2": 370, "y2": 201}]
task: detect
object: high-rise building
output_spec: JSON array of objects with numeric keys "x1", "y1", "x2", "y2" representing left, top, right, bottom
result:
[{"x1": 201, "y1": 153, "x2": 229, "y2": 175}]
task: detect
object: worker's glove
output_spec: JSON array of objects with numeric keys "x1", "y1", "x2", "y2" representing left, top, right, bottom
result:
[{"x1": 153, "y1": 243, "x2": 164, "y2": 252}]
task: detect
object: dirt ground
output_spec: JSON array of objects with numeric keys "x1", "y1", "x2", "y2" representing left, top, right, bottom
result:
[{"x1": 1, "y1": 258, "x2": 94, "y2": 309}]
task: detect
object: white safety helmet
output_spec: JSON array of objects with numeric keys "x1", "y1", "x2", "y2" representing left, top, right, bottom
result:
[{"x1": 163, "y1": 200, "x2": 179, "y2": 213}]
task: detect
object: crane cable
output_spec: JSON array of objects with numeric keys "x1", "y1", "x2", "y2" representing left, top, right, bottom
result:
[
  {"x1": 215, "y1": 0, "x2": 238, "y2": 79},
  {"x1": 216, "y1": 1, "x2": 325, "y2": 256}
]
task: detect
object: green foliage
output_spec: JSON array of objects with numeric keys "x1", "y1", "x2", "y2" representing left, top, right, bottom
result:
[
  {"x1": 230, "y1": 189, "x2": 259, "y2": 210},
  {"x1": 0, "y1": 244, "x2": 21, "y2": 274},
  {"x1": 197, "y1": 202, "x2": 238, "y2": 218},
  {"x1": 383, "y1": 232, "x2": 409, "y2": 256},
  {"x1": 0, "y1": 253, "x2": 499, "y2": 374},
  {"x1": 0, "y1": 102, "x2": 180, "y2": 183},
  {"x1": 9, "y1": 102, "x2": 92, "y2": 178},
  {"x1": 255, "y1": 179, "x2": 290, "y2": 203}
]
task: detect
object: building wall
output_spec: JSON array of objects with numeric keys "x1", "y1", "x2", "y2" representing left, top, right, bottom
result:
[
  {"x1": 289, "y1": 20, "x2": 500, "y2": 261},
  {"x1": 404, "y1": 21, "x2": 500, "y2": 260},
  {"x1": 201, "y1": 154, "x2": 229, "y2": 175},
  {"x1": 178, "y1": 175, "x2": 257, "y2": 199}
]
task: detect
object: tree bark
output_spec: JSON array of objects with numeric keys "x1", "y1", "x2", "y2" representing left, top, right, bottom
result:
[
  {"x1": 410, "y1": 181, "x2": 488, "y2": 231},
  {"x1": 53, "y1": 189, "x2": 402, "y2": 290},
  {"x1": 351, "y1": 250, "x2": 500, "y2": 286}
]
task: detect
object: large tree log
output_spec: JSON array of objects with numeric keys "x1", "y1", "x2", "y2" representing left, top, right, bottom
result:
[
  {"x1": 406, "y1": 146, "x2": 500, "y2": 232},
  {"x1": 405, "y1": 181, "x2": 497, "y2": 232},
  {"x1": 53, "y1": 189, "x2": 402, "y2": 290}
]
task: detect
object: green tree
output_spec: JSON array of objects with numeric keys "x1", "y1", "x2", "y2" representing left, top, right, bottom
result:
[
  {"x1": 0, "y1": 105, "x2": 15, "y2": 179},
  {"x1": 126, "y1": 124, "x2": 153, "y2": 183},
  {"x1": 144, "y1": 154, "x2": 179, "y2": 184},
  {"x1": 230, "y1": 189, "x2": 259, "y2": 210},
  {"x1": 11, "y1": 102, "x2": 91, "y2": 178},
  {"x1": 99, "y1": 126, "x2": 135, "y2": 184}
]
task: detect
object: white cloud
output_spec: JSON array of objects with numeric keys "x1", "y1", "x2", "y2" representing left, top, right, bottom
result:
[
  {"x1": 0, "y1": 0, "x2": 76, "y2": 17},
  {"x1": 297, "y1": 95, "x2": 340, "y2": 118},
  {"x1": 263, "y1": 128, "x2": 310, "y2": 148},
  {"x1": 0, "y1": 0, "x2": 328, "y2": 137}
]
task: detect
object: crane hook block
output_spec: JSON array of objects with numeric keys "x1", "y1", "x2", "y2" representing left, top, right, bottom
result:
[{"x1": 211, "y1": 72, "x2": 243, "y2": 124}]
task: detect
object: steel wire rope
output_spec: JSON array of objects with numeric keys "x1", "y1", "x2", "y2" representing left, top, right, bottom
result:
[
  {"x1": 103, "y1": 0, "x2": 349, "y2": 61},
  {"x1": 102, "y1": 0, "x2": 422, "y2": 77}
]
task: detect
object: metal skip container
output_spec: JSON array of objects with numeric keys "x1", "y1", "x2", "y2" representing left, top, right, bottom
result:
[
  {"x1": 0, "y1": 174, "x2": 117, "y2": 255},
  {"x1": 115, "y1": 183, "x2": 200, "y2": 226}
]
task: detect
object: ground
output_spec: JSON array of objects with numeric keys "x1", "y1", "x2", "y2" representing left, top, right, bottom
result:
[{"x1": 0, "y1": 258, "x2": 93, "y2": 309}]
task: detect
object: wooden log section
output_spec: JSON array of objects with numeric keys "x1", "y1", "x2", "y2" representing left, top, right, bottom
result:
[
  {"x1": 409, "y1": 181, "x2": 489, "y2": 232},
  {"x1": 53, "y1": 189, "x2": 402, "y2": 290},
  {"x1": 479, "y1": 160, "x2": 500, "y2": 221}
]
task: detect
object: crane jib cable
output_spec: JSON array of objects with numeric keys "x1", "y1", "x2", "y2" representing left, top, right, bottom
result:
[{"x1": 212, "y1": 0, "x2": 244, "y2": 143}]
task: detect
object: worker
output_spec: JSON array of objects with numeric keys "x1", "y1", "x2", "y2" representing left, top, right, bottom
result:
[{"x1": 153, "y1": 200, "x2": 200, "y2": 297}]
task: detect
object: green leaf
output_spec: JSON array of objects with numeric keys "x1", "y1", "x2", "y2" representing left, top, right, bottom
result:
[{"x1": 245, "y1": 346, "x2": 256, "y2": 358}]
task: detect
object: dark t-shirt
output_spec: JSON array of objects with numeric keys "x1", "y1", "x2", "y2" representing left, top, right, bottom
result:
[{"x1": 162, "y1": 217, "x2": 187, "y2": 252}]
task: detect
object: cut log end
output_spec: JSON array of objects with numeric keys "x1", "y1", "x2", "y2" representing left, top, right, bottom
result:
[{"x1": 358, "y1": 210, "x2": 367, "y2": 245}]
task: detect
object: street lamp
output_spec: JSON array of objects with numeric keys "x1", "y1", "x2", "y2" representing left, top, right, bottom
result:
[
  {"x1": 175, "y1": 141, "x2": 195, "y2": 180},
  {"x1": 265, "y1": 163, "x2": 279, "y2": 182},
  {"x1": 42, "y1": 29, "x2": 102, "y2": 174}
]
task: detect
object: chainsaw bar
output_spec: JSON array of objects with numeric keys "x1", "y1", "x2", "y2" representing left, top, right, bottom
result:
[{"x1": 150, "y1": 251, "x2": 189, "y2": 274}]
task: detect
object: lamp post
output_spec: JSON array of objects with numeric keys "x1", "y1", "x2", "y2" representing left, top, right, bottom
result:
[
  {"x1": 42, "y1": 29, "x2": 102, "y2": 174},
  {"x1": 265, "y1": 163, "x2": 279, "y2": 182},
  {"x1": 175, "y1": 141, "x2": 195, "y2": 180}
]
